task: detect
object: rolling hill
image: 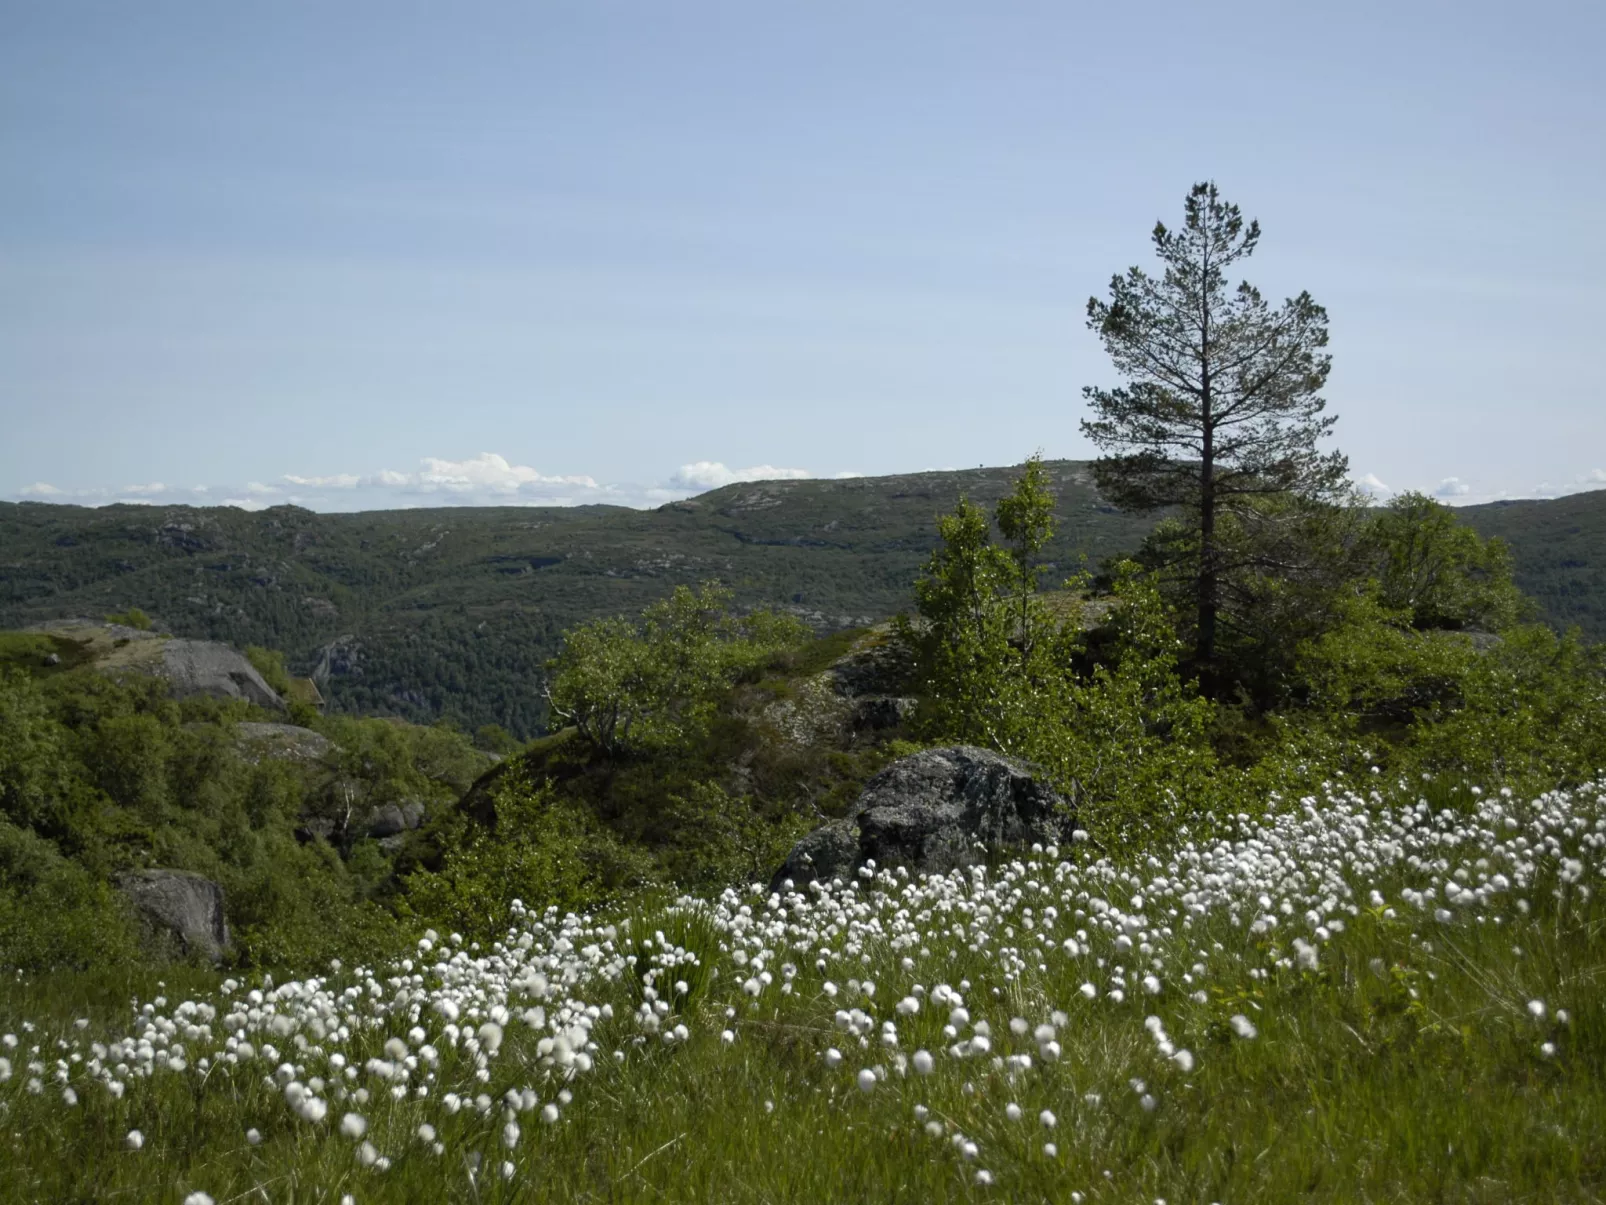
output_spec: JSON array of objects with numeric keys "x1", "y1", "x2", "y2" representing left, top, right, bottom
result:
[
  {"x1": 1459, "y1": 489, "x2": 1606, "y2": 642},
  {"x1": 3, "y1": 466, "x2": 1600, "y2": 734},
  {"x1": 0, "y1": 462, "x2": 1151, "y2": 734}
]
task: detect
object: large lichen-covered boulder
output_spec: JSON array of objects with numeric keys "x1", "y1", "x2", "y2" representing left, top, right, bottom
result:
[
  {"x1": 160, "y1": 640, "x2": 284, "y2": 711},
  {"x1": 770, "y1": 746, "x2": 1073, "y2": 893},
  {"x1": 117, "y1": 869, "x2": 231, "y2": 963}
]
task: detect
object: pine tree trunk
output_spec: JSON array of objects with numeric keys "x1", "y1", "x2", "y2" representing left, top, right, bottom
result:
[
  {"x1": 1197, "y1": 286, "x2": 1218, "y2": 684},
  {"x1": 1198, "y1": 437, "x2": 1217, "y2": 676}
]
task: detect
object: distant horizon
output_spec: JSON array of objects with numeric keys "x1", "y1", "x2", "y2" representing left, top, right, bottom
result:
[
  {"x1": 8, "y1": 456, "x2": 1606, "y2": 517},
  {"x1": 5, "y1": 3, "x2": 1603, "y2": 512}
]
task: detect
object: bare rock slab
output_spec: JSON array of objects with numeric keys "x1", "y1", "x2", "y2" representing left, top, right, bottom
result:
[
  {"x1": 117, "y1": 869, "x2": 231, "y2": 963},
  {"x1": 161, "y1": 640, "x2": 285, "y2": 710}
]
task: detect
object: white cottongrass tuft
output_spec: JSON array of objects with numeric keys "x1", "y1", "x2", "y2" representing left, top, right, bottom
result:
[
  {"x1": 125, "y1": 1129, "x2": 144, "y2": 1151},
  {"x1": 340, "y1": 1112, "x2": 368, "y2": 1140},
  {"x1": 1230, "y1": 1014, "x2": 1259, "y2": 1040}
]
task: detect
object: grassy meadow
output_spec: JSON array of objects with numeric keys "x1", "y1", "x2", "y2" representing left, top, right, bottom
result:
[{"x1": 3, "y1": 773, "x2": 1602, "y2": 1204}]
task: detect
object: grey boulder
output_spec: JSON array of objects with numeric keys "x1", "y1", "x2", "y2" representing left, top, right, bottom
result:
[
  {"x1": 118, "y1": 869, "x2": 231, "y2": 963},
  {"x1": 771, "y1": 745, "x2": 1073, "y2": 893},
  {"x1": 161, "y1": 640, "x2": 284, "y2": 711},
  {"x1": 366, "y1": 801, "x2": 426, "y2": 839}
]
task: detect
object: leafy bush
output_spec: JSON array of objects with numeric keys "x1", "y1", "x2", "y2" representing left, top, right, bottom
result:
[
  {"x1": 545, "y1": 583, "x2": 808, "y2": 757},
  {"x1": 245, "y1": 644, "x2": 295, "y2": 696},
  {"x1": 400, "y1": 763, "x2": 654, "y2": 941}
]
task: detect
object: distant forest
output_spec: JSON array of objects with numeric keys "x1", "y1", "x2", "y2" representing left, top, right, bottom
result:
[{"x1": 1, "y1": 464, "x2": 1600, "y2": 735}]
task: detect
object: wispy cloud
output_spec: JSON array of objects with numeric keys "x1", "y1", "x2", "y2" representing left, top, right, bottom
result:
[
  {"x1": 28, "y1": 454, "x2": 1597, "y2": 514},
  {"x1": 283, "y1": 473, "x2": 360, "y2": 489}
]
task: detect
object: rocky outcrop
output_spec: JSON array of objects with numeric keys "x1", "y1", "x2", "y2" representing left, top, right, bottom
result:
[
  {"x1": 234, "y1": 722, "x2": 332, "y2": 763},
  {"x1": 160, "y1": 640, "x2": 284, "y2": 710},
  {"x1": 770, "y1": 819, "x2": 860, "y2": 889},
  {"x1": 117, "y1": 869, "x2": 231, "y2": 963},
  {"x1": 770, "y1": 745, "x2": 1073, "y2": 892},
  {"x1": 366, "y1": 801, "x2": 426, "y2": 839},
  {"x1": 295, "y1": 800, "x2": 427, "y2": 847},
  {"x1": 759, "y1": 627, "x2": 917, "y2": 746}
]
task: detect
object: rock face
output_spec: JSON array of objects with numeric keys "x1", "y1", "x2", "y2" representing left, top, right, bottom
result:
[
  {"x1": 759, "y1": 626, "x2": 917, "y2": 746},
  {"x1": 234, "y1": 722, "x2": 332, "y2": 763},
  {"x1": 117, "y1": 869, "x2": 231, "y2": 962},
  {"x1": 295, "y1": 800, "x2": 427, "y2": 847},
  {"x1": 161, "y1": 640, "x2": 284, "y2": 710},
  {"x1": 366, "y1": 801, "x2": 426, "y2": 839},
  {"x1": 771, "y1": 746, "x2": 1073, "y2": 892}
]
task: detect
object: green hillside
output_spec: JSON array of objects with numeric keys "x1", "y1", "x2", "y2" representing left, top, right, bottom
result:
[
  {"x1": 0, "y1": 462, "x2": 1153, "y2": 735},
  {"x1": 1460, "y1": 488, "x2": 1606, "y2": 642},
  {"x1": 5, "y1": 469, "x2": 1602, "y2": 734}
]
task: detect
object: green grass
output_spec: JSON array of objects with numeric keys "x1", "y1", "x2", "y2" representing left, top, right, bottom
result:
[{"x1": 2, "y1": 778, "x2": 1603, "y2": 1202}]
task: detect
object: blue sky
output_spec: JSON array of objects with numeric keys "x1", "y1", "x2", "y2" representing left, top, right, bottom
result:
[{"x1": 3, "y1": 0, "x2": 1602, "y2": 511}]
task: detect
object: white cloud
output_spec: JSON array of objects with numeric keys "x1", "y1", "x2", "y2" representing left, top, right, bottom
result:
[
  {"x1": 409, "y1": 452, "x2": 600, "y2": 495},
  {"x1": 220, "y1": 497, "x2": 271, "y2": 511},
  {"x1": 244, "y1": 481, "x2": 280, "y2": 495},
  {"x1": 122, "y1": 482, "x2": 168, "y2": 496},
  {"x1": 670, "y1": 461, "x2": 812, "y2": 490},
  {"x1": 20, "y1": 482, "x2": 64, "y2": 496},
  {"x1": 833, "y1": 470, "x2": 864, "y2": 480},
  {"x1": 1433, "y1": 477, "x2": 1471, "y2": 499},
  {"x1": 1353, "y1": 473, "x2": 1392, "y2": 498}
]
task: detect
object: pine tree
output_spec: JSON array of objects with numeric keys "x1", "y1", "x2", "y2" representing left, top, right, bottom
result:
[{"x1": 1081, "y1": 182, "x2": 1348, "y2": 679}]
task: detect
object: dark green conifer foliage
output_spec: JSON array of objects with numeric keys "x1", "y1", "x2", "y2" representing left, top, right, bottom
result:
[{"x1": 1082, "y1": 182, "x2": 1349, "y2": 679}]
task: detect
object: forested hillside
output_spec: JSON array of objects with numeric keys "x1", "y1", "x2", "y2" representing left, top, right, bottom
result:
[
  {"x1": 1460, "y1": 488, "x2": 1606, "y2": 641},
  {"x1": 0, "y1": 463, "x2": 1153, "y2": 733},
  {"x1": 3, "y1": 468, "x2": 1601, "y2": 735}
]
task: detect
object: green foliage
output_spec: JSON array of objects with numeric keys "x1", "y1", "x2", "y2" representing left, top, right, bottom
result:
[
  {"x1": 0, "y1": 820, "x2": 140, "y2": 971},
  {"x1": 0, "y1": 465, "x2": 1160, "y2": 735},
  {"x1": 104, "y1": 607, "x2": 152, "y2": 630},
  {"x1": 1082, "y1": 182, "x2": 1349, "y2": 672},
  {"x1": 0, "y1": 669, "x2": 74, "y2": 834},
  {"x1": 472, "y1": 723, "x2": 521, "y2": 755},
  {"x1": 401, "y1": 765, "x2": 652, "y2": 942},
  {"x1": 245, "y1": 644, "x2": 295, "y2": 696},
  {"x1": 546, "y1": 583, "x2": 808, "y2": 757},
  {"x1": 0, "y1": 648, "x2": 518, "y2": 973},
  {"x1": 904, "y1": 469, "x2": 1221, "y2": 850},
  {"x1": 1367, "y1": 491, "x2": 1524, "y2": 631}
]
